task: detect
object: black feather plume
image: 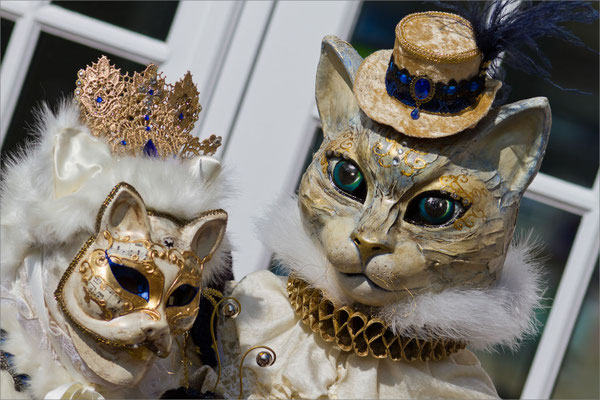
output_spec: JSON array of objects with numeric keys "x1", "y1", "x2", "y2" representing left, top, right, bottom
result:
[{"x1": 433, "y1": 0, "x2": 598, "y2": 103}]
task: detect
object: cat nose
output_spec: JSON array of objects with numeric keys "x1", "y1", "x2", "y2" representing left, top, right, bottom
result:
[{"x1": 351, "y1": 232, "x2": 393, "y2": 265}]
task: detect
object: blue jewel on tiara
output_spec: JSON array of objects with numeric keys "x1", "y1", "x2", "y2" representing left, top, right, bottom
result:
[{"x1": 143, "y1": 139, "x2": 158, "y2": 157}]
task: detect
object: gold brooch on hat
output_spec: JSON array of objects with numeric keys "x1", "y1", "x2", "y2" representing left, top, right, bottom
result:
[{"x1": 75, "y1": 56, "x2": 222, "y2": 158}]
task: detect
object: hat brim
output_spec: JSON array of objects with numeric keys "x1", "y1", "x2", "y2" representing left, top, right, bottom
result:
[{"x1": 353, "y1": 50, "x2": 501, "y2": 138}]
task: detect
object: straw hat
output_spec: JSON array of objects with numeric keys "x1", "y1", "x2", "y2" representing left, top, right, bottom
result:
[{"x1": 354, "y1": 11, "x2": 501, "y2": 138}]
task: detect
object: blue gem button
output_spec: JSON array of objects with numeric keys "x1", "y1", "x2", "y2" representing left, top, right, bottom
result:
[
  {"x1": 411, "y1": 108, "x2": 420, "y2": 120},
  {"x1": 413, "y1": 78, "x2": 431, "y2": 101}
]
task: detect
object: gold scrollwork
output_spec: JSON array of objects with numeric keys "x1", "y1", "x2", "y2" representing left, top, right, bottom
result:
[
  {"x1": 372, "y1": 131, "x2": 431, "y2": 175},
  {"x1": 439, "y1": 174, "x2": 486, "y2": 230}
]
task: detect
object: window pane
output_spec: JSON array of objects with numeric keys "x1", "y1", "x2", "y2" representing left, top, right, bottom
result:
[
  {"x1": 1, "y1": 32, "x2": 145, "y2": 162},
  {"x1": 52, "y1": 1, "x2": 179, "y2": 41},
  {"x1": 1, "y1": 18, "x2": 15, "y2": 62},
  {"x1": 350, "y1": 1, "x2": 599, "y2": 187},
  {"x1": 474, "y1": 198, "x2": 580, "y2": 399},
  {"x1": 551, "y1": 262, "x2": 599, "y2": 399}
]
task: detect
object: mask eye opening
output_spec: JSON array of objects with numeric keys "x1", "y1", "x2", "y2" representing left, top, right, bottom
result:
[
  {"x1": 106, "y1": 251, "x2": 150, "y2": 301},
  {"x1": 327, "y1": 157, "x2": 368, "y2": 203},
  {"x1": 166, "y1": 284, "x2": 199, "y2": 308},
  {"x1": 403, "y1": 190, "x2": 470, "y2": 227}
]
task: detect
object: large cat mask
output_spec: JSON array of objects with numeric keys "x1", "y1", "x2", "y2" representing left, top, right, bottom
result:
[{"x1": 261, "y1": 35, "x2": 550, "y2": 350}]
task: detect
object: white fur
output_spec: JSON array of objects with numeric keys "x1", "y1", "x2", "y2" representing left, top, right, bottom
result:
[
  {"x1": 257, "y1": 195, "x2": 545, "y2": 351},
  {"x1": 0, "y1": 102, "x2": 234, "y2": 397},
  {"x1": 1, "y1": 102, "x2": 233, "y2": 286}
]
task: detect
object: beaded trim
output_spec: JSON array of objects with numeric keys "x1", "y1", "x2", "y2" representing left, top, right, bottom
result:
[
  {"x1": 397, "y1": 11, "x2": 480, "y2": 64},
  {"x1": 385, "y1": 56, "x2": 486, "y2": 118},
  {"x1": 287, "y1": 276, "x2": 466, "y2": 362}
]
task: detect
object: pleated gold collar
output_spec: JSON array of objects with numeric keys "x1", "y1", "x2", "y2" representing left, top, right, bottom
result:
[{"x1": 286, "y1": 276, "x2": 466, "y2": 362}]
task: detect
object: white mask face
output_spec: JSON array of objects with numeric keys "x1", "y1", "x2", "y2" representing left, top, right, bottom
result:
[{"x1": 55, "y1": 182, "x2": 227, "y2": 384}]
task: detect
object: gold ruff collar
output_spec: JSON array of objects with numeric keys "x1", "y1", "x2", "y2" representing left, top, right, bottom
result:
[{"x1": 287, "y1": 276, "x2": 466, "y2": 362}]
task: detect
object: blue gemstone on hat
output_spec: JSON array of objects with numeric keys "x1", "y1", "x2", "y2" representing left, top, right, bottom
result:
[
  {"x1": 146, "y1": 126, "x2": 151, "y2": 131},
  {"x1": 143, "y1": 139, "x2": 158, "y2": 157},
  {"x1": 446, "y1": 85, "x2": 457, "y2": 95},
  {"x1": 411, "y1": 108, "x2": 420, "y2": 120},
  {"x1": 120, "y1": 140, "x2": 127, "y2": 145},
  {"x1": 413, "y1": 78, "x2": 431, "y2": 100},
  {"x1": 148, "y1": 89, "x2": 154, "y2": 95},
  {"x1": 469, "y1": 81, "x2": 480, "y2": 92},
  {"x1": 96, "y1": 96, "x2": 103, "y2": 103},
  {"x1": 400, "y1": 73, "x2": 410, "y2": 84},
  {"x1": 179, "y1": 112, "x2": 184, "y2": 120},
  {"x1": 144, "y1": 115, "x2": 150, "y2": 121}
]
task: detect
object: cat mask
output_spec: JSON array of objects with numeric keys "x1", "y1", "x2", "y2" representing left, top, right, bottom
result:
[
  {"x1": 297, "y1": 35, "x2": 550, "y2": 308},
  {"x1": 55, "y1": 182, "x2": 227, "y2": 384}
]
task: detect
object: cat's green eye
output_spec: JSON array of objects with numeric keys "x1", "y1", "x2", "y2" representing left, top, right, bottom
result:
[
  {"x1": 329, "y1": 159, "x2": 367, "y2": 202},
  {"x1": 404, "y1": 191, "x2": 468, "y2": 226}
]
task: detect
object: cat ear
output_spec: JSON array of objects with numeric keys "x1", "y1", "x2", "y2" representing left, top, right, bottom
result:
[
  {"x1": 182, "y1": 210, "x2": 227, "y2": 261},
  {"x1": 316, "y1": 36, "x2": 363, "y2": 140},
  {"x1": 460, "y1": 97, "x2": 551, "y2": 195},
  {"x1": 97, "y1": 183, "x2": 151, "y2": 239}
]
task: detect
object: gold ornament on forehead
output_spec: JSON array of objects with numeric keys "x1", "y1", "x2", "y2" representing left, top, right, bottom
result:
[{"x1": 74, "y1": 56, "x2": 222, "y2": 159}]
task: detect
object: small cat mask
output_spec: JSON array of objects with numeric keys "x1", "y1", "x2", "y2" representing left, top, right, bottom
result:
[
  {"x1": 298, "y1": 36, "x2": 550, "y2": 307},
  {"x1": 55, "y1": 182, "x2": 227, "y2": 384}
]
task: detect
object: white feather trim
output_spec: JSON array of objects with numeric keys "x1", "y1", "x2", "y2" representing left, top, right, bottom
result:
[
  {"x1": 0, "y1": 102, "x2": 233, "y2": 285},
  {"x1": 257, "y1": 195, "x2": 545, "y2": 351}
]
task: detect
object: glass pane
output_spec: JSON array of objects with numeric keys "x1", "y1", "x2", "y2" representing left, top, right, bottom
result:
[
  {"x1": 52, "y1": 1, "x2": 179, "y2": 41},
  {"x1": 474, "y1": 198, "x2": 580, "y2": 399},
  {"x1": 1, "y1": 32, "x2": 145, "y2": 162},
  {"x1": 350, "y1": 1, "x2": 599, "y2": 187},
  {"x1": 551, "y1": 262, "x2": 599, "y2": 399},
  {"x1": 1, "y1": 18, "x2": 15, "y2": 62}
]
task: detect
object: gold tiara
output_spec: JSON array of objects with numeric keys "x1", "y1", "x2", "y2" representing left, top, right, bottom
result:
[{"x1": 75, "y1": 56, "x2": 221, "y2": 159}]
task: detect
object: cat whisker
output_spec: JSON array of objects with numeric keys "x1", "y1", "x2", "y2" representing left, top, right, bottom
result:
[{"x1": 401, "y1": 285, "x2": 417, "y2": 318}]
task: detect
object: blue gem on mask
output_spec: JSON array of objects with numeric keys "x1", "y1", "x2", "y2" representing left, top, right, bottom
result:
[
  {"x1": 144, "y1": 115, "x2": 149, "y2": 121},
  {"x1": 148, "y1": 89, "x2": 154, "y2": 95},
  {"x1": 145, "y1": 126, "x2": 151, "y2": 131},
  {"x1": 120, "y1": 140, "x2": 127, "y2": 145},
  {"x1": 179, "y1": 112, "x2": 184, "y2": 120},
  {"x1": 143, "y1": 139, "x2": 158, "y2": 157},
  {"x1": 411, "y1": 108, "x2": 420, "y2": 120},
  {"x1": 413, "y1": 78, "x2": 431, "y2": 100},
  {"x1": 96, "y1": 96, "x2": 103, "y2": 103}
]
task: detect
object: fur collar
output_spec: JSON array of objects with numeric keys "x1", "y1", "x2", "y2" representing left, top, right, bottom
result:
[
  {"x1": 1, "y1": 102, "x2": 232, "y2": 286},
  {"x1": 257, "y1": 195, "x2": 544, "y2": 351}
]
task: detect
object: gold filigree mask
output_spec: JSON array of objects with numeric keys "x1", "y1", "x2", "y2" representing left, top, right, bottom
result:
[{"x1": 55, "y1": 182, "x2": 227, "y2": 356}]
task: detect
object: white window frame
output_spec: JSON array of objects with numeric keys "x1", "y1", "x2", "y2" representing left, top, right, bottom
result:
[{"x1": 1, "y1": 1, "x2": 598, "y2": 398}]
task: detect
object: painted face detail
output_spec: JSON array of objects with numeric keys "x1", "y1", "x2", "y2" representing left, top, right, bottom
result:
[
  {"x1": 55, "y1": 182, "x2": 227, "y2": 360},
  {"x1": 301, "y1": 42, "x2": 550, "y2": 307}
]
